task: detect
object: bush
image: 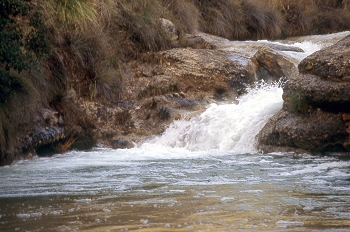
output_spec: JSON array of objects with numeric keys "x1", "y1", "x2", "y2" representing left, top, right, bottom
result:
[
  {"x1": 0, "y1": 0, "x2": 51, "y2": 100},
  {"x1": 286, "y1": 84, "x2": 309, "y2": 114}
]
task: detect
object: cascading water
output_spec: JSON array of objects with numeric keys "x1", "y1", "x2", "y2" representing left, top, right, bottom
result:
[
  {"x1": 144, "y1": 81, "x2": 284, "y2": 153},
  {"x1": 1, "y1": 32, "x2": 350, "y2": 232}
]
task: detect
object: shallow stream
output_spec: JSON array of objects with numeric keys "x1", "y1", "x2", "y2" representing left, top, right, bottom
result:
[{"x1": 1, "y1": 32, "x2": 350, "y2": 232}]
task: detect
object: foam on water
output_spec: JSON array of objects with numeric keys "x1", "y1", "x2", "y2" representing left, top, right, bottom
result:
[
  {"x1": 143, "y1": 81, "x2": 283, "y2": 154},
  {"x1": 257, "y1": 39, "x2": 322, "y2": 61}
]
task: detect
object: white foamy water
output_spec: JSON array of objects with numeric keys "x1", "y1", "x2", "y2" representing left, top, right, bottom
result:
[{"x1": 144, "y1": 81, "x2": 283, "y2": 153}]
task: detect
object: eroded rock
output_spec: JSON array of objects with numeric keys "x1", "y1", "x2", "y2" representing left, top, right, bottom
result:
[
  {"x1": 257, "y1": 109, "x2": 347, "y2": 153},
  {"x1": 283, "y1": 74, "x2": 350, "y2": 112},
  {"x1": 299, "y1": 35, "x2": 350, "y2": 80},
  {"x1": 252, "y1": 46, "x2": 298, "y2": 82},
  {"x1": 257, "y1": 34, "x2": 350, "y2": 154}
]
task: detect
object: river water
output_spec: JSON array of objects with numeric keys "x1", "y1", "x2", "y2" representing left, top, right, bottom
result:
[{"x1": 1, "y1": 32, "x2": 350, "y2": 232}]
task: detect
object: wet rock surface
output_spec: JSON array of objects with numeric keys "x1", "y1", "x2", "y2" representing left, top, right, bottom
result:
[{"x1": 257, "y1": 35, "x2": 350, "y2": 154}]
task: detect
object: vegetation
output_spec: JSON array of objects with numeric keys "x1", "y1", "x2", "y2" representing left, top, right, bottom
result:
[
  {"x1": 286, "y1": 84, "x2": 310, "y2": 114},
  {"x1": 0, "y1": 0, "x2": 50, "y2": 100},
  {"x1": 0, "y1": 0, "x2": 51, "y2": 161},
  {"x1": 1, "y1": 0, "x2": 350, "y2": 164}
]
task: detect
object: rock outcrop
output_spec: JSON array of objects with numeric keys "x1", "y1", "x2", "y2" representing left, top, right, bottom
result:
[
  {"x1": 257, "y1": 35, "x2": 350, "y2": 154},
  {"x1": 81, "y1": 33, "x2": 306, "y2": 150}
]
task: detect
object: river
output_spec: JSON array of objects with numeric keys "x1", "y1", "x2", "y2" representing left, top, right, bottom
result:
[{"x1": 1, "y1": 32, "x2": 350, "y2": 232}]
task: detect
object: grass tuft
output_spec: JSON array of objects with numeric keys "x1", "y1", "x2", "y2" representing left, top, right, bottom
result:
[
  {"x1": 43, "y1": 0, "x2": 98, "y2": 30},
  {"x1": 286, "y1": 84, "x2": 309, "y2": 114}
]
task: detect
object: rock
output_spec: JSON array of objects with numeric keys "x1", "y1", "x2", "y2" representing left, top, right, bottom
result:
[
  {"x1": 23, "y1": 127, "x2": 65, "y2": 152},
  {"x1": 257, "y1": 109, "x2": 347, "y2": 153},
  {"x1": 257, "y1": 34, "x2": 350, "y2": 154},
  {"x1": 299, "y1": 35, "x2": 350, "y2": 80},
  {"x1": 111, "y1": 140, "x2": 133, "y2": 149},
  {"x1": 180, "y1": 34, "x2": 213, "y2": 49},
  {"x1": 267, "y1": 43, "x2": 304, "y2": 53},
  {"x1": 196, "y1": 32, "x2": 304, "y2": 52},
  {"x1": 42, "y1": 109, "x2": 59, "y2": 126},
  {"x1": 158, "y1": 48, "x2": 254, "y2": 96},
  {"x1": 159, "y1": 18, "x2": 178, "y2": 41},
  {"x1": 252, "y1": 46, "x2": 298, "y2": 82},
  {"x1": 283, "y1": 74, "x2": 350, "y2": 112}
]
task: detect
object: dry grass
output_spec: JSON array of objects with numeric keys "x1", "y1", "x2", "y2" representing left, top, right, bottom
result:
[
  {"x1": 41, "y1": 0, "x2": 98, "y2": 31},
  {"x1": 161, "y1": 0, "x2": 200, "y2": 34},
  {"x1": 194, "y1": 0, "x2": 246, "y2": 40},
  {"x1": 242, "y1": 0, "x2": 284, "y2": 39},
  {"x1": 262, "y1": 0, "x2": 350, "y2": 36},
  {"x1": 193, "y1": 0, "x2": 286, "y2": 40}
]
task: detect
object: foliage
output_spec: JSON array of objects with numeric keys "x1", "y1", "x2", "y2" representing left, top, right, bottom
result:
[
  {"x1": 287, "y1": 84, "x2": 309, "y2": 114},
  {"x1": 43, "y1": 0, "x2": 97, "y2": 30},
  {"x1": 0, "y1": 0, "x2": 50, "y2": 101}
]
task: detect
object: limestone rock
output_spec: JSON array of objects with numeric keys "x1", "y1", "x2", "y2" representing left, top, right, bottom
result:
[
  {"x1": 158, "y1": 48, "x2": 254, "y2": 95},
  {"x1": 257, "y1": 34, "x2": 350, "y2": 154},
  {"x1": 283, "y1": 74, "x2": 350, "y2": 112},
  {"x1": 252, "y1": 46, "x2": 298, "y2": 82},
  {"x1": 299, "y1": 35, "x2": 350, "y2": 80},
  {"x1": 257, "y1": 109, "x2": 347, "y2": 153}
]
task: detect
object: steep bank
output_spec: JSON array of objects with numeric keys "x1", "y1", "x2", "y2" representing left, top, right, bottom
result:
[
  {"x1": 257, "y1": 34, "x2": 350, "y2": 154},
  {"x1": 2, "y1": 0, "x2": 350, "y2": 165}
]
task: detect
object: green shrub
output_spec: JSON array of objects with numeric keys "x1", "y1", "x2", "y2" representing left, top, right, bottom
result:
[
  {"x1": 0, "y1": 0, "x2": 51, "y2": 100},
  {"x1": 287, "y1": 84, "x2": 309, "y2": 114}
]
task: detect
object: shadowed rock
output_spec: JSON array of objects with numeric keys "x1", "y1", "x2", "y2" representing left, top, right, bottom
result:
[{"x1": 257, "y1": 35, "x2": 350, "y2": 154}]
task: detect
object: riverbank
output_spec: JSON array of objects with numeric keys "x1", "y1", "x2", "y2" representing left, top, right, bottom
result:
[{"x1": 2, "y1": 0, "x2": 350, "y2": 165}]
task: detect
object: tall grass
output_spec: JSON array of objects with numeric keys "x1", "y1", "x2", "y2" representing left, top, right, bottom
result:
[
  {"x1": 42, "y1": 0, "x2": 98, "y2": 30},
  {"x1": 242, "y1": 0, "x2": 284, "y2": 39},
  {"x1": 263, "y1": 0, "x2": 350, "y2": 36}
]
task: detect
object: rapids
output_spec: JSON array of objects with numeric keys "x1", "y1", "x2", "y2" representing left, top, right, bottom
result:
[{"x1": 1, "y1": 32, "x2": 350, "y2": 232}]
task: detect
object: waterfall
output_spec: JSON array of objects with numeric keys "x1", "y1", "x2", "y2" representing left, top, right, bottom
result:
[{"x1": 143, "y1": 81, "x2": 284, "y2": 154}]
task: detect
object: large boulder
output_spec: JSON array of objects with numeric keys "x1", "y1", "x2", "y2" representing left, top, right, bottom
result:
[
  {"x1": 257, "y1": 109, "x2": 347, "y2": 153},
  {"x1": 283, "y1": 74, "x2": 350, "y2": 112},
  {"x1": 252, "y1": 46, "x2": 298, "y2": 82},
  {"x1": 257, "y1": 35, "x2": 350, "y2": 154},
  {"x1": 158, "y1": 48, "x2": 254, "y2": 95},
  {"x1": 299, "y1": 35, "x2": 350, "y2": 80}
]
